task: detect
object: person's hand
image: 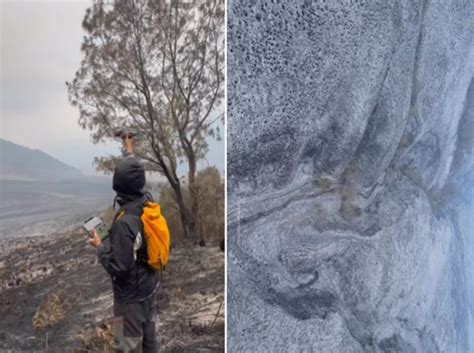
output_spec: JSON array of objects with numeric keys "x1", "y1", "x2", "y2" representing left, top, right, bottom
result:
[{"x1": 88, "y1": 228, "x2": 102, "y2": 248}]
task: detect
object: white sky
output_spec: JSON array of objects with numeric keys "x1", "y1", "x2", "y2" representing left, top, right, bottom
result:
[{"x1": 0, "y1": 0, "x2": 224, "y2": 175}]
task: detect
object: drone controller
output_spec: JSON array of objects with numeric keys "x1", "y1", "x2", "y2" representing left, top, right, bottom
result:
[{"x1": 82, "y1": 216, "x2": 109, "y2": 241}]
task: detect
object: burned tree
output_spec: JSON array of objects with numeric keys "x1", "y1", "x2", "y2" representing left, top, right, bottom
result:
[{"x1": 67, "y1": 0, "x2": 224, "y2": 240}]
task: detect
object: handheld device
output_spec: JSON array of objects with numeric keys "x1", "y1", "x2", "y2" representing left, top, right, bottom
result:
[{"x1": 83, "y1": 216, "x2": 109, "y2": 241}]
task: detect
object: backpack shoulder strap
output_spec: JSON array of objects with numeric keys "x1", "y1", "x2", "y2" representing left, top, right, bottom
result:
[
  {"x1": 112, "y1": 201, "x2": 148, "y2": 261},
  {"x1": 114, "y1": 210, "x2": 126, "y2": 221},
  {"x1": 115, "y1": 198, "x2": 145, "y2": 218},
  {"x1": 144, "y1": 191, "x2": 154, "y2": 202}
]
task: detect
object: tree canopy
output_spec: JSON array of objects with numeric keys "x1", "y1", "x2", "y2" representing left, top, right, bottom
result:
[{"x1": 67, "y1": 0, "x2": 224, "y2": 239}]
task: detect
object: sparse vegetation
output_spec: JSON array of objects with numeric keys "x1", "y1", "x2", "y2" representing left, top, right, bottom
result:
[
  {"x1": 157, "y1": 167, "x2": 224, "y2": 244},
  {"x1": 341, "y1": 160, "x2": 357, "y2": 184},
  {"x1": 340, "y1": 186, "x2": 355, "y2": 202},
  {"x1": 316, "y1": 177, "x2": 332, "y2": 191},
  {"x1": 32, "y1": 290, "x2": 66, "y2": 333},
  {"x1": 0, "y1": 230, "x2": 224, "y2": 351},
  {"x1": 339, "y1": 201, "x2": 362, "y2": 220},
  {"x1": 78, "y1": 321, "x2": 114, "y2": 352}
]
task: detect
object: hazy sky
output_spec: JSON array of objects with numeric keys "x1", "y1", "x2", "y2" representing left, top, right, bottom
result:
[{"x1": 0, "y1": 0, "x2": 224, "y2": 175}]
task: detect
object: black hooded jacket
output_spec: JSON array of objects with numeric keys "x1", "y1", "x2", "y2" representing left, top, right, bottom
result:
[{"x1": 97, "y1": 156, "x2": 159, "y2": 303}]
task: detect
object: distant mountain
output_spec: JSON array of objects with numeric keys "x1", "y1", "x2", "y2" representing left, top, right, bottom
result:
[{"x1": 0, "y1": 139, "x2": 83, "y2": 181}]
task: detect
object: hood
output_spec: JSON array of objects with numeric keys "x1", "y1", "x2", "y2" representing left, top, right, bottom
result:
[{"x1": 113, "y1": 156, "x2": 146, "y2": 198}]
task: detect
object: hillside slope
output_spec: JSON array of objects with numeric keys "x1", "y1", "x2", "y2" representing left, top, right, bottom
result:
[{"x1": 0, "y1": 139, "x2": 82, "y2": 180}]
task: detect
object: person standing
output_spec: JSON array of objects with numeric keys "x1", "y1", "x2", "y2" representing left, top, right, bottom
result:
[{"x1": 89, "y1": 134, "x2": 159, "y2": 353}]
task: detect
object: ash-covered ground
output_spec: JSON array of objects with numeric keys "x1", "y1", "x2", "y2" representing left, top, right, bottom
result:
[
  {"x1": 227, "y1": 1, "x2": 474, "y2": 352},
  {"x1": 0, "y1": 229, "x2": 224, "y2": 352}
]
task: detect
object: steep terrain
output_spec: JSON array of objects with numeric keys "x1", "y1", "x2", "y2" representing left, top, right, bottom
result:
[
  {"x1": 0, "y1": 139, "x2": 82, "y2": 181},
  {"x1": 228, "y1": 1, "x2": 474, "y2": 352},
  {"x1": 0, "y1": 230, "x2": 224, "y2": 352}
]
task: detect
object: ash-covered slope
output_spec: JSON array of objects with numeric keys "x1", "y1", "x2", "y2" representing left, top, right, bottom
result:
[{"x1": 227, "y1": 1, "x2": 474, "y2": 352}]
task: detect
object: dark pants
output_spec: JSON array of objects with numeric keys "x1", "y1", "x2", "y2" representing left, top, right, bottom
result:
[{"x1": 112, "y1": 294, "x2": 159, "y2": 353}]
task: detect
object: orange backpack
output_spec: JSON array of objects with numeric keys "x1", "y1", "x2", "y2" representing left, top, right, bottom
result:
[
  {"x1": 115, "y1": 199, "x2": 170, "y2": 271},
  {"x1": 140, "y1": 202, "x2": 170, "y2": 271}
]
